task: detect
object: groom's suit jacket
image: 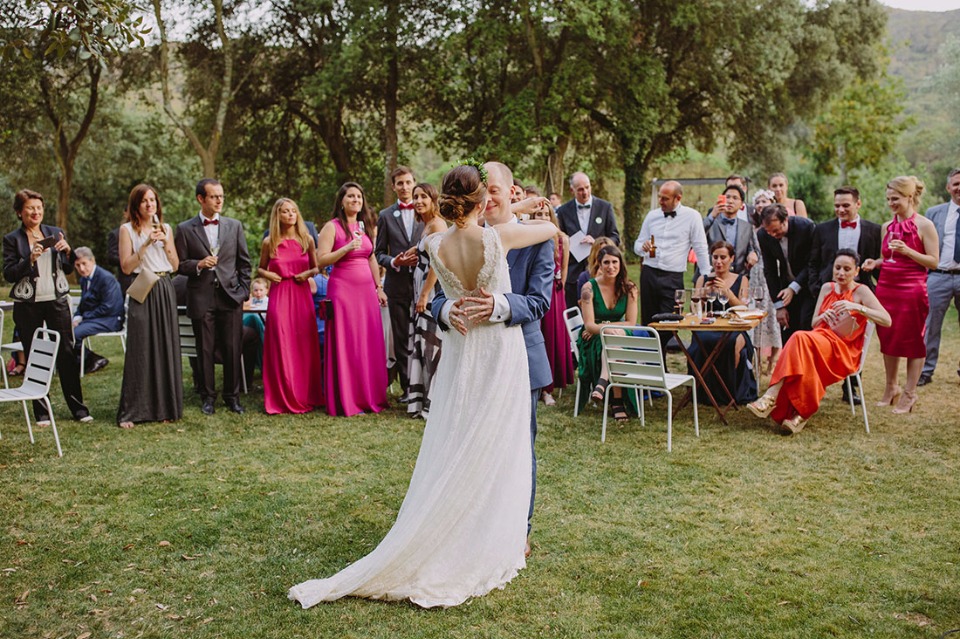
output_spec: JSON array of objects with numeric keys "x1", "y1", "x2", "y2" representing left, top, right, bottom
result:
[{"x1": 433, "y1": 235, "x2": 555, "y2": 391}]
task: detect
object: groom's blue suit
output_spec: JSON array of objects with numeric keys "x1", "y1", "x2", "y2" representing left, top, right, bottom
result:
[{"x1": 433, "y1": 236, "x2": 555, "y2": 534}]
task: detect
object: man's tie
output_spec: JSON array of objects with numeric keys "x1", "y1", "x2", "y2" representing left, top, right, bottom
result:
[
  {"x1": 953, "y1": 207, "x2": 960, "y2": 263},
  {"x1": 398, "y1": 201, "x2": 414, "y2": 210},
  {"x1": 663, "y1": 210, "x2": 676, "y2": 219},
  {"x1": 840, "y1": 220, "x2": 857, "y2": 229},
  {"x1": 720, "y1": 217, "x2": 736, "y2": 226},
  {"x1": 577, "y1": 203, "x2": 591, "y2": 209},
  {"x1": 203, "y1": 218, "x2": 219, "y2": 226}
]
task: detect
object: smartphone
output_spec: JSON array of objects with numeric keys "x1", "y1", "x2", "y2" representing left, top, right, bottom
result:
[
  {"x1": 717, "y1": 194, "x2": 727, "y2": 206},
  {"x1": 38, "y1": 236, "x2": 58, "y2": 249}
]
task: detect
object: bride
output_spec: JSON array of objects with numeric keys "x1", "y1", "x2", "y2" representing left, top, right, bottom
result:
[{"x1": 289, "y1": 163, "x2": 558, "y2": 609}]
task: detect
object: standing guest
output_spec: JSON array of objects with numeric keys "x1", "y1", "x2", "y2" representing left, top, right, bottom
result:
[
  {"x1": 751, "y1": 190, "x2": 775, "y2": 227},
  {"x1": 703, "y1": 184, "x2": 760, "y2": 275},
  {"x1": 406, "y1": 182, "x2": 447, "y2": 419},
  {"x1": 319, "y1": 182, "x2": 389, "y2": 416},
  {"x1": 578, "y1": 245, "x2": 639, "y2": 420},
  {"x1": 533, "y1": 202, "x2": 572, "y2": 406},
  {"x1": 524, "y1": 185, "x2": 542, "y2": 199},
  {"x1": 756, "y1": 204, "x2": 816, "y2": 341},
  {"x1": 918, "y1": 169, "x2": 960, "y2": 386},
  {"x1": 634, "y1": 180, "x2": 711, "y2": 356},
  {"x1": 259, "y1": 198, "x2": 323, "y2": 414},
  {"x1": 688, "y1": 242, "x2": 757, "y2": 405},
  {"x1": 808, "y1": 186, "x2": 882, "y2": 403},
  {"x1": 376, "y1": 166, "x2": 422, "y2": 402},
  {"x1": 117, "y1": 184, "x2": 182, "y2": 428},
  {"x1": 72, "y1": 246, "x2": 124, "y2": 374},
  {"x1": 750, "y1": 189, "x2": 782, "y2": 373},
  {"x1": 704, "y1": 174, "x2": 755, "y2": 229},
  {"x1": 768, "y1": 172, "x2": 808, "y2": 217},
  {"x1": 3, "y1": 189, "x2": 92, "y2": 424},
  {"x1": 548, "y1": 192, "x2": 563, "y2": 209},
  {"x1": 749, "y1": 250, "x2": 891, "y2": 434},
  {"x1": 862, "y1": 176, "x2": 939, "y2": 414},
  {"x1": 310, "y1": 267, "x2": 330, "y2": 361},
  {"x1": 175, "y1": 179, "x2": 252, "y2": 416},
  {"x1": 556, "y1": 172, "x2": 621, "y2": 309},
  {"x1": 575, "y1": 236, "x2": 616, "y2": 296}
]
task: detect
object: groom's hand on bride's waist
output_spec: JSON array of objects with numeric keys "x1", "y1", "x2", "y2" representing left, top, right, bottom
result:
[{"x1": 462, "y1": 288, "x2": 495, "y2": 324}]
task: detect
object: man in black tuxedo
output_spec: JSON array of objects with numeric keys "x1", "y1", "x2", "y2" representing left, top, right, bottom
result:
[
  {"x1": 72, "y1": 246, "x2": 124, "y2": 373},
  {"x1": 175, "y1": 179, "x2": 251, "y2": 415},
  {"x1": 556, "y1": 171, "x2": 621, "y2": 309},
  {"x1": 807, "y1": 186, "x2": 881, "y2": 404},
  {"x1": 375, "y1": 165, "x2": 422, "y2": 400},
  {"x1": 757, "y1": 203, "x2": 816, "y2": 341}
]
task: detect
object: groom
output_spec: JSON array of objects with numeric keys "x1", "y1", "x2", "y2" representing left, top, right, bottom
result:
[{"x1": 432, "y1": 161, "x2": 554, "y2": 556}]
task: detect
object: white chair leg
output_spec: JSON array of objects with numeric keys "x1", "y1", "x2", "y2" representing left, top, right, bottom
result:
[
  {"x1": 666, "y1": 390, "x2": 673, "y2": 452},
  {"x1": 601, "y1": 385, "x2": 612, "y2": 443},
  {"x1": 121, "y1": 335, "x2": 127, "y2": 352},
  {"x1": 22, "y1": 400, "x2": 34, "y2": 444},
  {"x1": 691, "y1": 382, "x2": 700, "y2": 438},
  {"x1": 857, "y1": 373, "x2": 870, "y2": 434},
  {"x1": 846, "y1": 377, "x2": 855, "y2": 415},
  {"x1": 574, "y1": 379, "x2": 581, "y2": 417},
  {"x1": 638, "y1": 386, "x2": 646, "y2": 427},
  {"x1": 1, "y1": 357, "x2": 8, "y2": 389},
  {"x1": 241, "y1": 358, "x2": 248, "y2": 394},
  {"x1": 43, "y1": 396, "x2": 62, "y2": 457}
]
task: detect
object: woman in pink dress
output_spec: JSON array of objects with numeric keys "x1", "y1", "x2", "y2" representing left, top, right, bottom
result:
[
  {"x1": 532, "y1": 203, "x2": 572, "y2": 406},
  {"x1": 862, "y1": 176, "x2": 940, "y2": 414},
  {"x1": 259, "y1": 198, "x2": 323, "y2": 414},
  {"x1": 768, "y1": 172, "x2": 808, "y2": 218},
  {"x1": 317, "y1": 182, "x2": 389, "y2": 416}
]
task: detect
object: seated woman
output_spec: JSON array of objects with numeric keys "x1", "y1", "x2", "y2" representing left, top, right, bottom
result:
[
  {"x1": 688, "y1": 241, "x2": 757, "y2": 406},
  {"x1": 748, "y1": 249, "x2": 891, "y2": 434},
  {"x1": 575, "y1": 236, "x2": 616, "y2": 299},
  {"x1": 577, "y1": 245, "x2": 639, "y2": 421}
]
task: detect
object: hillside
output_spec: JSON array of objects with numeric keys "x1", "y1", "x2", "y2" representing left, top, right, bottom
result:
[{"x1": 886, "y1": 7, "x2": 960, "y2": 90}]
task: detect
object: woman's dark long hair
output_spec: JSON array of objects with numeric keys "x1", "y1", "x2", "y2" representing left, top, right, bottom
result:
[
  {"x1": 332, "y1": 182, "x2": 375, "y2": 240},
  {"x1": 596, "y1": 245, "x2": 636, "y2": 302}
]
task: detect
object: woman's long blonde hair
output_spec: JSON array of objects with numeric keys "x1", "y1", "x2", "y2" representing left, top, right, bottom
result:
[{"x1": 267, "y1": 198, "x2": 312, "y2": 257}]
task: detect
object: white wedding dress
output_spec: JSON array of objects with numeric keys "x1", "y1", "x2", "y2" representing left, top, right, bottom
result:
[{"x1": 289, "y1": 226, "x2": 532, "y2": 609}]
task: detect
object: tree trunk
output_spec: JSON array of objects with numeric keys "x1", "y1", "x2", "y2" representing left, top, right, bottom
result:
[
  {"x1": 382, "y1": 0, "x2": 400, "y2": 207},
  {"x1": 622, "y1": 153, "x2": 647, "y2": 253},
  {"x1": 57, "y1": 163, "x2": 73, "y2": 232},
  {"x1": 543, "y1": 135, "x2": 568, "y2": 197}
]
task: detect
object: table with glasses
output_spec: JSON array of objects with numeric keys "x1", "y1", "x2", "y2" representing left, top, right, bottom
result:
[{"x1": 650, "y1": 312, "x2": 763, "y2": 425}]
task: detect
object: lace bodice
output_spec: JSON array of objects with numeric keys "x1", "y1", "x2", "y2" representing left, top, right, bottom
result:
[{"x1": 426, "y1": 226, "x2": 512, "y2": 299}]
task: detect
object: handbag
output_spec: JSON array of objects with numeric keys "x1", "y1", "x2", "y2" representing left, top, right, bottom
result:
[{"x1": 127, "y1": 269, "x2": 160, "y2": 304}]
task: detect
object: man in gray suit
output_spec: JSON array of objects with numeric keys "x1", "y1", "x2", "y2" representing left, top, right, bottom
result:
[
  {"x1": 375, "y1": 166, "x2": 423, "y2": 401},
  {"x1": 175, "y1": 179, "x2": 252, "y2": 415},
  {"x1": 703, "y1": 183, "x2": 759, "y2": 275},
  {"x1": 918, "y1": 168, "x2": 960, "y2": 386},
  {"x1": 556, "y1": 172, "x2": 620, "y2": 308}
]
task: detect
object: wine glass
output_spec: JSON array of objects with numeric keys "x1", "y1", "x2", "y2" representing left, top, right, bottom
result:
[
  {"x1": 717, "y1": 290, "x2": 729, "y2": 316},
  {"x1": 751, "y1": 286, "x2": 764, "y2": 309},
  {"x1": 691, "y1": 287, "x2": 703, "y2": 319},
  {"x1": 886, "y1": 226, "x2": 901, "y2": 263},
  {"x1": 210, "y1": 242, "x2": 220, "y2": 257},
  {"x1": 705, "y1": 286, "x2": 718, "y2": 316},
  {"x1": 674, "y1": 289, "x2": 686, "y2": 315}
]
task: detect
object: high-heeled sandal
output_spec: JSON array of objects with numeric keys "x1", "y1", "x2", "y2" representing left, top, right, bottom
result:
[
  {"x1": 892, "y1": 390, "x2": 917, "y2": 414},
  {"x1": 875, "y1": 385, "x2": 902, "y2": 407},
  {"x1": 591, "y1": 378, "x2": 610, "y2": 402},
  {"x1": 611, "y1": 404, "x2": 629, "y2": 422},
  {"x1": 747, "y1": 393, "x2": 777, "y2": 419},
  {"x1": 779, "y1": 414, "x2": 808, "y2": 435}
]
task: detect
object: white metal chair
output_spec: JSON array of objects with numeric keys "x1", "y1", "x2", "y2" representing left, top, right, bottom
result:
[
  {"x1": 0, "y1": 327, "x2": 64, "y2": 457},
  {"x1": 844, "y1": 322, "x2": 874, "y2": 433},
  {"x1": 79, "y1": 298, "x2": 128, "y2": 377},
  {"x1": 178, "y1": 306, "x2": 247, "y2": 394},
  {"x1": 563, "y1": 307, "x2": 584, "y2": 416},
  {"x1": 599, "y1": 326, "x2": 699, "y2": 452}
]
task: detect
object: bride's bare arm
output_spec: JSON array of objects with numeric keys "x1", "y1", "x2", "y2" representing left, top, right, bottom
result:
[{"x1": 496, "y1": 220, "x2": 557, "y2": 251}]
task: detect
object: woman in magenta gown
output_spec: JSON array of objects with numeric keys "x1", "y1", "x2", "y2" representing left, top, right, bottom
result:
[
  {"x1": 863, "y1": 176, "x2": 940, "y2": 415},
  {"x1": 317, "y1": 182, "x2": 389, "y2": 416},
  {"x1": 259, "y1": 198, "x2": 323, "y2": 414},
  {"x1": 532, "y1": 204, "x2": 572, "y2": 405}
]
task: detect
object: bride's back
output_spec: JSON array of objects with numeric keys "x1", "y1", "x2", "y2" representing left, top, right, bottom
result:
[{"x1": 436, "y1": 226, "x2": 486, "y2": 292}]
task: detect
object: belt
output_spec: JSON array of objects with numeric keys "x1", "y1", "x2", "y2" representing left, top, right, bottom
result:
[
  {"x1": 931, "y1": 268, "x2": 960, "y2": 275},
  {"x1": 153, "y1": 271, "x2": 170, "y2": 277}
]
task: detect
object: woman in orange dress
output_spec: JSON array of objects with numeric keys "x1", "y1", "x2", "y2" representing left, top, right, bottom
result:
[{"x1": 748, "y1": 250, "x2": 891, "y2": 434}]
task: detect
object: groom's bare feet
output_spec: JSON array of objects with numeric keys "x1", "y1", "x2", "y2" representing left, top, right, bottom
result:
[{"x1": 524, "y1": 536, "x2": 532, "y2": 558}]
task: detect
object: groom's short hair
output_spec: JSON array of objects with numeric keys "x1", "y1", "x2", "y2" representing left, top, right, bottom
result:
[{"x1": 484, "y1": 161, "x2": 512, "y2": 185}]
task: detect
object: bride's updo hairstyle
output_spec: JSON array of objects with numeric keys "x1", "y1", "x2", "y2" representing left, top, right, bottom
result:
[{"x1": 439, "y1": 164, "x2": 486, "y2": 228}]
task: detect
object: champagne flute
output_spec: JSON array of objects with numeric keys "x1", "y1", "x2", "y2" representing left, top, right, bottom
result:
[
  {"x1": 356, "y1": 221, "x2": 365, "y2": 238},
  {"x1": 152, "y1": 215, "x2": 164, "y2": 248},
  {"x1": 886, "y1": 226, "x2": 900, "y2": 263}
]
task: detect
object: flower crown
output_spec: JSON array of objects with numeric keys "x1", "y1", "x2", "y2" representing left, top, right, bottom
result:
[{"x1": 457, "y1": 158, "x2": 487, "y2": 184}]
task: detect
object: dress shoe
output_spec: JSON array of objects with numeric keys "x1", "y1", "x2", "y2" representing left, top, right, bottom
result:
[
  {"x1": 398, "y1": 394, "x2": 412, "y2": 404},
  {"x1": 226, "y1": 400, "x2": 245, "y2": 414},
  {"x1": 74, "y1": 410, "x2": 94, "y2": 423},
  {"x1": 917, "y1": 374, "x2": 932, "y2": 387},
  {"x1": 841, "y1": 389, "x2": 862, "y2": 406},
  {"x1": 87, "y1": 358, "x2": 109, "y2": 374},
  {"x1": 201, "y1": 399, "x2": 215, "y2": 415}
]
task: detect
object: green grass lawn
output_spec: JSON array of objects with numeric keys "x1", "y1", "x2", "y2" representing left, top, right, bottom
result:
[{"x1": 1, "y1": 301, "x2": 959, "y2": 638}]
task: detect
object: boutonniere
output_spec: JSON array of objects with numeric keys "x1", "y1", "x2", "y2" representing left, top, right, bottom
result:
[
  {"x1": 595, "y1": 216, "x2": 602, "y2": 225},
  {"x1": 393, "y1": 210, "x2": 401, "y2": 218}
]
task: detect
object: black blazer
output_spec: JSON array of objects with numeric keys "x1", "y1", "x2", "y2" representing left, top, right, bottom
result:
[
  {"x1": 77, "y1": 266, "x2": 124, "y2": 321},
  {"x1": 808, "y1": 218, "x2": 882, "y2": 295},
  {"x1": 174, "y1": 215, "x2": 252, "y2": 318},
  {"x1": 2, "y1": 224, "x2": 75, "y2": 302},
  {"x1": 555, "y1": 197, "x2": 621, "y2": 252},
  {"x1": 375, "y1": 203, "x2": 423, "y2": 299},
  {"x1": 757, "y1": 215, "x2": 816, "y2": 301}
]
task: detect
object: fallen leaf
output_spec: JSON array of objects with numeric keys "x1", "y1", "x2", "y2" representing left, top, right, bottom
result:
[
  {"x1": 131, "y1": 588, "x2": 145, "y2": 595},
  {"x1": 14, "y1": 589, "x2": 29, "y2": 606},
  {"x1": 158, "y1": 541, "x2": 171, "y2": 547},
  {"x1": 777, "y1": 600, "x2": 791, "y2": 606},
  {"x1": 122, "y1": 544, "x2": 134, "y2": 551},
  {"x1": 894, "y1": 612, "x2": 934, "y2": 627},
  {"x1": 16, "y1": 540, "x2": 28, "y2": 546},
  {"x1": 89, "y1": 594, "x2": 97, "y2": 603},
  {"x1": 181, "y1": 554, "x2": 198, "y2": 561},
  {"x1": 166, "y1": 614, "x2": 185, "y2": 621},
  {"x1": 78, "y1": 632, "x2": 92, "y2": 639},
  {"x1": 3, "y1": 568, "x2": 17, "y2": 573},
  {"x1": 201, "y1": 618, "x2": 213, "y2": 624},
  {"x1": 156, "y1": 603, "x2": 167, "y2": 610}
]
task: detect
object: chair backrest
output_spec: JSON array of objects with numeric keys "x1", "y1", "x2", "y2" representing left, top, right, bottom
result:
[
  {"x1": 177, "y1": 306, "x2": 198, "y2": 358},
  {"x1": 563, "y1": 306, "x2": 583, "y2": 359},
  {"x1": 22, "y1": 327, "x2": 60, "y2": 394},
  {"x1": 855, "y1": 322, "x2": 875, "y2": 376},
  {"x1": 600, "y1": 325, "x2": 668, "y2": 390}
]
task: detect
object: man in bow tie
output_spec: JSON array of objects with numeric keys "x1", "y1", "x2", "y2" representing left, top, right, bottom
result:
[
  {"x1": 807, "y1": 186, "x2": 881, "y2": 403},
  {"x1": 375, "y1": 166, "x2": 423, "y2": 402},
  {"x1": 175, "y1": 179, "x2": 251, "y2": 416},
  {"x1": 634, "y1": 181, "x2": 711, "y2": 355},
  {"x1": 703, "y1": 183, "x2": 759, "y2": 276},
  {"x1": 556, "y1": 171, "x2": 621, "y2": 309}
]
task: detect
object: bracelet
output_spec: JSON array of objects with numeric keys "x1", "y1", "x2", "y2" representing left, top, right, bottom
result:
[{"x1": 376, "y1": 284, "x2": 383, "y2": 290}]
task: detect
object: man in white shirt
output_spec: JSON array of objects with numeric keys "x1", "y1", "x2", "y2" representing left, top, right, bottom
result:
[
  {"x1": 919, "y1": 168, "x2": 960, "y2": 386},
  {"x1": 634, "y1": 181, "x2": 711, "y2": 353}
]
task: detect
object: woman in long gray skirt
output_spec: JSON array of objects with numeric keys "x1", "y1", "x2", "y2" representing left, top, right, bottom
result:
[{"x1": 117, "y1": 184, "x2": 183, "y2": 428}]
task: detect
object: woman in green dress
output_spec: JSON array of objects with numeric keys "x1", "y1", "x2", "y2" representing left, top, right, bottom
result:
[{"x1": 577, "y1": 245, "x2": 639, "y2": 420}]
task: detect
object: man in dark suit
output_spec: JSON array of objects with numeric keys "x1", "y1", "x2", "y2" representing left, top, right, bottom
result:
[
  {"x1": 807, "y1": 186, "x2": 882, "y2": 404},
  {"x1": 71, "y1": 246, "x2": 124, "y2": 373},
  {"x1": 375, "y1": 165, "x2": 422, "y2": 400},
  {"x1": 433, "y1": 161, "x2": 553, "y2": 557},
  {"x1": 556, "y1": 171, "x2": 620, "y2": 309},
  {"x1": 757, "y1": 203, "x2": 816, "y2": 340},
  {"x1": 175, "y1": 179, "x2": 251, "y2": 415},
  {"x1": 919, "y1": 168, "x2": 960, "y2": 386}
]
